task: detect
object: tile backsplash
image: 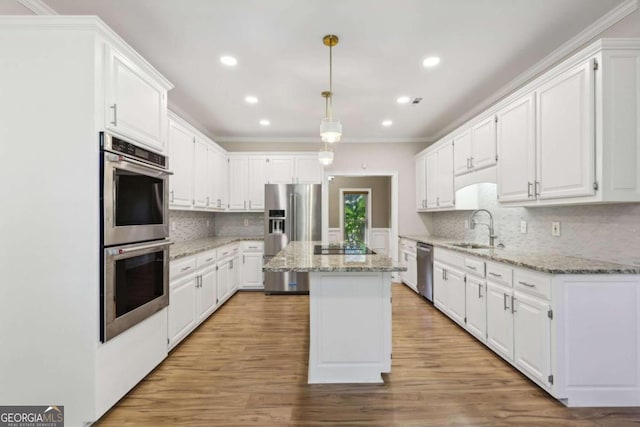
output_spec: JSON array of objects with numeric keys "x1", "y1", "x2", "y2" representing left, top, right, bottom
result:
[
  {"x1": 428, "y1": 184, "x2": 640, "y2": 266},
  {"x1": 169, "y1": 210, "x2": 216, "y2": 242},
  {"x1": 214, "y1": 212, "x2": 263, "y2": 237}
]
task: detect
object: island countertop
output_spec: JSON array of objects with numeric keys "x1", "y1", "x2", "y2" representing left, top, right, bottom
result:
[{"x1": 263, "y1": 241, "x2": 407, "y2": 273}]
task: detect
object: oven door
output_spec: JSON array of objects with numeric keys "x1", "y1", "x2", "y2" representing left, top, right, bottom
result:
[
  {"x1": 103, "y1": 151, "x2": 171, "y2": 246},
  {"x1": 103, "y1": 239, "x2": 172, "y2": 342}
]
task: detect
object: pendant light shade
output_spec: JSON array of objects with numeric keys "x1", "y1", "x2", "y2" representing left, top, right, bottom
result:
[
  {"x1": 320, "y1": 117, "x2": 342, "y2": 143},
  {"x1": 318, "y1": 149, "x2": 334, "y2": 166}
]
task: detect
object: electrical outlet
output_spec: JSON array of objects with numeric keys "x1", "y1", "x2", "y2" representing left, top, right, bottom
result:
[
  {"x1": 520, "y1": 220, "x2": 527, "y2": 234},
  {"x1": 551, "y1": 221, "x2": 561, "y2": 236},
  {"x1": 244, "y1": 219, "x2": 249, "y2": 227},
  {"x1": 464, "y1": 220, "x2": 469, "y2": 229}
]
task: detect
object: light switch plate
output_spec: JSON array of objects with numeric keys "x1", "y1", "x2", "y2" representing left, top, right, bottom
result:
[
  {"x1": 520, "y1": 220, "x2": 527, "y2": 234},
  {"x1": 551, "y1": 221, "x2": 561, "y2": 236}
]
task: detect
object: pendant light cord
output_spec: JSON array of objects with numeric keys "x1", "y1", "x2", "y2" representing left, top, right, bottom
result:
[{"x1": 328, "y1": 40, "x2": 333, "y2": 120}]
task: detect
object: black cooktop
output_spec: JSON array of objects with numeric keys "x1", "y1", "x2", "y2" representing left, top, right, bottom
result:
[{"x1": 314, "y1": 244, "x2": 376, "y2": 255}]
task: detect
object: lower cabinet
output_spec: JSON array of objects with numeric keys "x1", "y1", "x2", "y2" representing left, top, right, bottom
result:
[
  {"x1": 465, "y1": 275, "x2": 486, "y2": 341},
  {"x1": 433, "y1": 261, "x2": 466, "y2": 326},
  {"x1": 513, "y1": 290, "x2": 551, "y2": 386},
  {"x1": 241, "y1": 241, "x2": 264, "y2": 289},
  {"x1": 197, "y1": 265, "x2": 217, "y2": 322},
  {"x1": 168, "y1": 273, "x2": 198, "y2": 349},
  {"x1": 486, "y1": 281, "x2": 514, "y2": 361},
  {"x1": 399, "y1": 239, "x2": 418, "y2": 292}
]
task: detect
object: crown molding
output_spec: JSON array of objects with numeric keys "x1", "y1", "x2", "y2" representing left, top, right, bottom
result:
[
  {"x1": 17, "y1": 0, "x2": 57, "y2": 15},
  {"x1": 429, "y1": 0, "x2": 639, "y2": 141},
  {"x1": 215, "y1": 135, "x2": 433, "y2": 144}
]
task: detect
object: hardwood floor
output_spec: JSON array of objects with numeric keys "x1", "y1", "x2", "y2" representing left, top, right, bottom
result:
[{"x1": 95, "y1": 284, "x2": 640, "y2": 426}]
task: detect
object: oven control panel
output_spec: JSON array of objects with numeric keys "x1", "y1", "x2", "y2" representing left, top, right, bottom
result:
[{"x1": 101, "y1": 132, "x2": 167, "y2": 168}]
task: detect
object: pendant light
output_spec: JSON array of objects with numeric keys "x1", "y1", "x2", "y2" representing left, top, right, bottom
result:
[{"x1": 318, "y1": 34, "x2": 341, "y2": 166}]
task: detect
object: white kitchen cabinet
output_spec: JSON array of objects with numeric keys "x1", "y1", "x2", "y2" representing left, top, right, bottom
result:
[
  {"x1": 168, "y1": 119, "x2": 194, "y2": 208},
  {"x1": 465, "y1": 275, "x2": 486, "y2": 342},
  {"x1": 486, "y1": 281, "x2": 514, "y2": 362},
  {"x1": 435, "y1": 141, "x2": 455, "y2": 207},
  {"x1": 216, "y1": 244, "x2": 240, "y2": 303},
  {"x1": 105, "y1": 46, "x2": 168, "y2": 152},
  {"x1": 168, "y1": 112, "x2": 227, "y2": 212},
  {"x1": 513, "y1": 290, "x2": 551, "y2": 387},
  {"x1": 416, "y1": 153, "x2": 427, "y2": 210},
  {"x1": 537, "y1": 59, "x2": 595, "y2": 200},
  {"x1": 433, "y1": 259, "x2": 466, "y2": 327},
  {"x1": 228, "y1": 155, "x2": 266, "y2": 211},
  {"x1": 193, "y1": 138, "x2": 209, "y2": 208},
  {"x1": 496, "y1": 93, "x2": 536, "y2": 203},
  {"x1": 168, "y1": 272, "x2": 198, "y2": 349},
  {"x1": 433, "y1": 262, "x2": 447, "y2": 308},
  {"x1": 241, "y1": 241, "x2": 264, "y2": 289},
  {"x1": 216, "y1": 259, "x2": 232, "y2": 304},
  {"x1": 453, "y1": 130, "x2": 472, "y2": 175},
  {"x1": 399, "y1": 239, "x2": 417, "y2": 292},
  {"x1": 266, "y1": 155, "x2": 295, "y2": 184},
  {"x1": 294, "y1": 155, "x2": 324, "y2": 184},
  {"x1": 197, "y1": 265, "x2": 217, "y2": 322}
]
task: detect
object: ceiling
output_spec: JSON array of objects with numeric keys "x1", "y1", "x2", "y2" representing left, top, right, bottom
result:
[{"x1": 18, "y1": 0, "x2": 630, "y2": 142}]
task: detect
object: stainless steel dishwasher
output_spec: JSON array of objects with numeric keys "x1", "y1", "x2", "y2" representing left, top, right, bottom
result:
[{"x1": 416, "y1": 243, "x2": 433, "y2": 303}]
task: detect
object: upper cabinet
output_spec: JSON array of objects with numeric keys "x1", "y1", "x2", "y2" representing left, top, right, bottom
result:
[
  {"x1": 293, "y1": 155, "x2": 324, "y2": 184},
  {"x1": 104, "y1": 46, "x2": 170, "y2": 153},
  {"x1": 168, "y1": 112, "x2": 227, "y2": 211},
  {"x1": 265, "y1": 155, "x2": 324, "y2": 184},
  {"x1": 266, "y1": 156, "x2": 294, "y2": 184},
  {"x1": 453, "y1": 116, "x2": 496, "y2": 176}
]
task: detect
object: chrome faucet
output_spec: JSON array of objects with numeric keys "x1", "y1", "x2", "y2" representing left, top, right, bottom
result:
[{"x1": 469, "y1": 209, "x2": 497, "y2": 247}]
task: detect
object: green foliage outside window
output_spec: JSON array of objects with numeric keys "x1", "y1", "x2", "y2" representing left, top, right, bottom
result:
[{"x1": 344, "y1": 194, "x2": 366, "y2": 244}]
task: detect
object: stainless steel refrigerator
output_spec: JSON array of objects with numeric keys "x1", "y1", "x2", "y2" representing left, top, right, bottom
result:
[{"x1": 264, "y1": 183, "x2": 322, "y2": 294}]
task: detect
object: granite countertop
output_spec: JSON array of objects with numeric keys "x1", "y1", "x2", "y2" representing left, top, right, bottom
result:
[
  {"x1": 263, "y1": 241, "x2": 407, "y2": 273},
  {"x1": 400, "y1": 235, "x2": 640, "y2": 275},
  {"x1": 171, "y1": 236, "x2": 263, "y2": 261}
]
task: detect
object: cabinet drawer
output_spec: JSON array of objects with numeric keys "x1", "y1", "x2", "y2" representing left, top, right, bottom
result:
[
  {"x1": 514, "y1": 268, "x2": 551, "y2": 299},
  {"x1": 197, "y1": 249, "x2": 218, "y2": 268},
  {"x1": 242, "y1": 241, "x2": 264, "y2": 252},
  {"x1": 218, "y1": 244, "x2": 239, "y2": 259},
  {"x1": 464, "y1": 257, "x2": 485, "y2": 277},
  {"x1": 170, "y1": 256, "x2": 197, "y2": 280},
  {"x1": 434, "y1": 248, "x2": 464, "y2": 269},
  {"x1": 486, "y1": 261, "x2": 513, "y2": 287}
]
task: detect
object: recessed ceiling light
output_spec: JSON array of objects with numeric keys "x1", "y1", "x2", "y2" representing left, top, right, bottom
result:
[
  {"x1": 422, "y1": 56, "x2": 441, "y2": 67},
  {"x1": 382, "y1": 120, "x2": 393, "y2": 127},
  {"x1": 396, "y1": 96, "x2": 411, "y2": 104},
  {"x1": 220, "y1": 55, "x2": 238, "y2": 66},
  {"x1": 259, "y1": 119, "x2": 270, "y2": 126},
  {"x1": 245, "y1": 95, "x2": 258, "y2": 104}
]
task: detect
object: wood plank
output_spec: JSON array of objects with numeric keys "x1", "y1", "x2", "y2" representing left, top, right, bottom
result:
[{"x1": 95, "y1": 284, "x2": 640, "y2": 426}]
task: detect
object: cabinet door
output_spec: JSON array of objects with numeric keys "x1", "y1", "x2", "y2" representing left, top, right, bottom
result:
[
  {"x1": 247, "y1": 156, "x2": 267, "y2": 210},
  {"x1": 168, "y1": 120, "x2": 194, "y2": 208},
  {"x1": 433, "y1": 262, "x2": 448, "y2": 311},
  {"x1": 514, "y1": 291, "x2": 551, "y2": 387},
  {"x1": 295, "y1": 156, "x2": 324, "y2": 184},
  {"x1": 465, "y1": 276, "x2": 487, "y2": 342},
  {"x1": 242, "y1": 252, "x2": 264, "y2": 289},
  {"x1": 470, "y1": 116, "x2": 497, "y2": 170},
  {"x1": 193, "y1": 138, "x2": 209, "y2": 208},
  {"x1": 105, "y1": 47, "x2": 166, "y2": 152},
  {"x1": 407, "y1": 252, "x2": 418, "y2": 292},
  {"x1": 425, "y1": 152, "x2": 438, "y2": 208},
  {"x1": 214, "y1": 151, "x2": 228, "y2": 209},
  {"x1": 206, "y1": 147, "x2": 217, "y2": 208},
  {"x1": 228, "y1": 157, "x2": 248, "y2": 210},
  {"x1": 445, "y1": 267, "x2": 466, "y2": 326},
  {"x1": 399, "y1": 249, "x2": 408, "y2": 284},
  {"x1": 536, "y1": 59, "x2": 595, "y2": 200},
  {"x1": 416, "y1": 154, "x2": 428, "y2": 210},
  {"x1": 497, "y1": 94, "x2": 536, "y2": 202},
  {"x1": 197, "y1": 267, "x2": 217, "y2": 321},
  {"x1": 436, "y1": 142, "x2": 455, "y2": 207},
  {"x1": 486, "y1": 281, "x2": 514, "y2": 361},
  {"x1": 168, "y1": 275, "x2": 197, "y2": 348},
  {"x1": 232, "y1": 256, "x2": 240, "y2": 291},
  {"x1": 453, "y1": 130, "x2": 472, "y2": 176},
  {"x1": 266, "y1": 156, "x2": 295, "y2": 184},
  {"x1": 217, "y1": 260, "x2": 231, "y2": 303}
]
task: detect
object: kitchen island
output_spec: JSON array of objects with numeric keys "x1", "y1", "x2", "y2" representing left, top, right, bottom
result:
[{"x1": 264, "y1": 241, "x2": 406, "y2": 384}]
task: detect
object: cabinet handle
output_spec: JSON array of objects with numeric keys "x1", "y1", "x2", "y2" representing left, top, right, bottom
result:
[
  {"x1": 444, "y1": 269, "x2": 448, "y2": 280},
  {"x1": 478, "y1": 283, "x2": 483, "y2": 299},
  {"x1": 527, "y1": 182, "x2": 533, "y2": 198},
  {"x1": 181, "y1": 266, "x2": 192, "y2": 272},
  {"x1": 110, "y1": 104, "x2": 117, "y2": 126},
  {"x1": 467, "y1": 265, "x2": 477, "y2": 270},
  {"x1": 170, "y1": 190, "x2": 174, "y2": 202},
  {"x1": 511, "y1": 295, "x2": 517, "y2": 313},
  {"x1": 470, "y1": 157, "x2": 474, "y2": 168},
  {"x1": 436, "y1": 196, "x2": 440, "y2": 206},
  {"x1": 217, "y1": 199, "x2": 222, "y2": 207},
  {"x1": 244, "y1": 200, "x2": 247, "y2": 209},
  {"x1": 466, "y1": 158, "x2": 471, "y2": 169},
  {"x1": 535, "y1": 181, "x2": 541, "y2": 196},
  {"x1": 249, "y1": 200, "x2": 252, "y2": 209},
  {"x1": 489, "y1": 272, "x2": 502, "y2": 278},
  {"x1": 518, "y1": 280, "x2": 536, "y2": 288},
  {"x1": 243, "y1": 255, "x2": 245, "y2": 264},
  {"x1": 503, "y1": 293, "x2": 509, "y2": 311},
  {"x1": 205, "y1": 257, "x2": 214, "y2": 262},
  {"x1": 230, "y1": 260, "x2": 234, "y2": 269},
  {"x1": 206, "y1": 196, "x2": 210, "y2": 205}
]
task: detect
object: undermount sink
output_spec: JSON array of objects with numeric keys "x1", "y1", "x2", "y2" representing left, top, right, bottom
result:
[{"x1": 448, "y1": 242, "x2": 494, "y2": 249}]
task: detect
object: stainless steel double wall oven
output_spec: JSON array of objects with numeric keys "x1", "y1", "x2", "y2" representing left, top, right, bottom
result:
[{"x1": 100, "y1": 132, "x2": 172, "y2": 342}]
